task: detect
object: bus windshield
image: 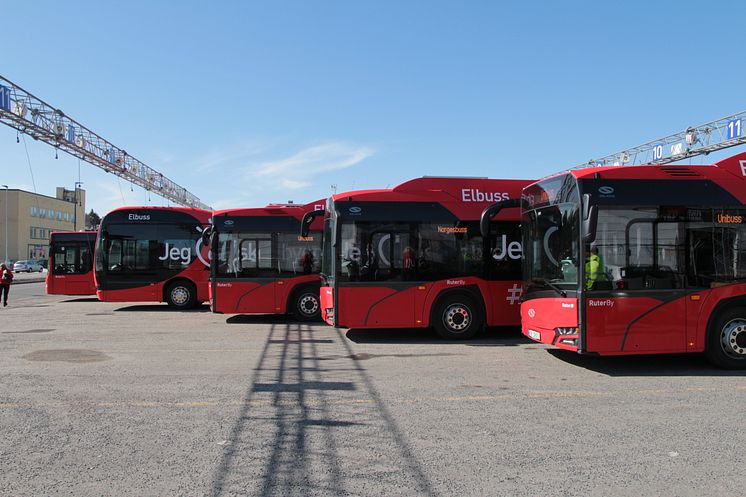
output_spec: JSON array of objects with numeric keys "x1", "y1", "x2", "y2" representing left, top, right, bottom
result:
[
  {"x1": 523, "y1": 203, "x2": 580, "y2": 290},
  {"x1": 52, "y1": 240, "x2": 93, "y2": 275}
]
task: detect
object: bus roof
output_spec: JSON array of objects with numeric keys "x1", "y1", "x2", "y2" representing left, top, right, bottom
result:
[
  {"x1": 330, "y1": 176, "x2": 532, "y2": 220},
  {"x1": 547, "y1": 151, "x2": 746, "y2": 203},
  {"x1": 50, "y1": 230, "x2": 97, "y2": 235},
  {"x1": 49, "y1": 231, "x2": 98, "y2": 241},
  {"x1": 102, "y1": 206, "x2": 212, "y2": 223},
  {"x1": 211, "y1": 199, "x2": 326, "y2": 221},
  {"x1": 555, "y1": 151, "x2": 746, "y2": 182}
]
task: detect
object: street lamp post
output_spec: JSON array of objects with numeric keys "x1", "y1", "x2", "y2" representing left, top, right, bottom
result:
[
  {"x1": 73, "y1": 182, "x2": 83, "y2": 231},
  {"x1": 2, "y1": 184, "x2": 8, "y2": 263}
]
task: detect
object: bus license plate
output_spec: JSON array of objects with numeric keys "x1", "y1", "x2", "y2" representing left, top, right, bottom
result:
[{"x1": 528, "y1": 329, "x2": 541, "y2": 341}]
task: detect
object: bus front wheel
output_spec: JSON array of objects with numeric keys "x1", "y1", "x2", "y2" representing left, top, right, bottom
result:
[
  {"x1": 292, "y1": 287, "x2": 321, "y2": 322},
  {"x1": 166, "y1": 280, "x2": 197, "y2": 310},
  {"x1": 433, "y1": 294, "x2": 483, "y2": 340},
  {"x1": 706, "y1": 306, "x2": 746, "y2": 369}
]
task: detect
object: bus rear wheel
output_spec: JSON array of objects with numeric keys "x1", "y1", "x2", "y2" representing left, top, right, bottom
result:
[
  {"x1": 433, "y1": 294, "x2": 483, "y2": 340},
  {"x1": 292, "y1": 287, "x2": 321, "y2": 321},
  {"x1": 166, "y1": 280, "x2": 197, "y2": 310},
  {"x1": 706, "y1": 306, "x2": 746, "y2": 369}
]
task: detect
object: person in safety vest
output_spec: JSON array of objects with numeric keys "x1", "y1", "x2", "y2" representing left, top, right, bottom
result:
[{"x1": 585, "y1": 246, "x2": 605, "y2": 290}]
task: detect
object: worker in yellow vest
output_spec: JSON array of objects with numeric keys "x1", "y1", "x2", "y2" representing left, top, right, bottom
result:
[{"x1": 585, "y1": 246, "x2": 606, "y2": 290}]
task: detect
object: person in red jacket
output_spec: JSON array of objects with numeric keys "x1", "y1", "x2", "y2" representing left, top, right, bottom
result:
[{"x1": 0, "y1": 262, "x2": 13, "y2": 307}]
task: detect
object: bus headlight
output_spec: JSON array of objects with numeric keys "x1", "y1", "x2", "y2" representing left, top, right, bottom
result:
[{"x1": 555, "y1": 327, "x2": 578, "y2": 335}]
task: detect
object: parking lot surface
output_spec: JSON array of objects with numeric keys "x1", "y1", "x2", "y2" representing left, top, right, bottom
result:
[{"x1": 1, "y1": 283, "x2": 744, "y2": 497}]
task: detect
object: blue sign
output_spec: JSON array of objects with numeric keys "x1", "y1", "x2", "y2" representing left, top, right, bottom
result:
[
  {"x1": 0, "y1": 85, "x2": 10, "y2": 112},
  {"x1": 727, "y1": 118, "x2": 742, "y2": 140},
  {"x1": 652, "y1": 144, "x2": 664, "y2": 161},
  {"x1": 66, "y1": 124, "x2": 75, "y2": 143}
]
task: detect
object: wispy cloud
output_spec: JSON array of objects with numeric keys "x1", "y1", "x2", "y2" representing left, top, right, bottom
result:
[
  {"x1": 191, "y1": 140, "x2": 272, "y2": 173},
  {"x1": 182, "y1": 139, "x2": 375, "y2": 208},
  {"x1": 249, "y1": 141, "x2": 375, "y2": 190}
]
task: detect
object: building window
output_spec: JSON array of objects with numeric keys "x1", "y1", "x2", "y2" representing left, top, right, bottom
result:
[
  {"x1": 40, "y1": 208, "x2": 46, "y2": 217},
  {"x1": 28, "y1": 244, "x2": 47, "y2": 259},
  {"x1": 48, "y1": 209, "x2": 55, "y2": 219},
  {"x1": 30, "y1": 227, "x2": 52, "y2": 240},
  {"x1": 30, "y1": 206, "x2": 37, "y2": 217},
  {"x1": 57, "y1": 212, "x2": 63, "y2": 221}
]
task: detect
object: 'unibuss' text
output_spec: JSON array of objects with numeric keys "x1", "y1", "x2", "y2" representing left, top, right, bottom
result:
[{"x1": 461, "y1": 189, "x2": 510, "y2": 203}]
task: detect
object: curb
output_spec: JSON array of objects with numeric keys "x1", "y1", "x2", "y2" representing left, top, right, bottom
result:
[{"x1": 12, "y1": 278, "x2": 46, "y2": 285}]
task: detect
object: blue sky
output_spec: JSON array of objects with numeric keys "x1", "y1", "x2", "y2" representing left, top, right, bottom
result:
[{"x1": 2, "y1": 0, "x2": 745, "y2": 214}]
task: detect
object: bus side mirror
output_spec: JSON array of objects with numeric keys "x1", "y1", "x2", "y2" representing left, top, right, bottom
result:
[
  {"x1": 301, "y1": 210, "x2": 324, "y2": 238},
  {"x1": 480, "y1": 198, "x2": 521, "y2": 238},
  {"x1": 201, "y1": 226, "x2": 212, "y2": 247},
  {"x1": 582, "y1": 194, "x2": 597, "y2": 243}
]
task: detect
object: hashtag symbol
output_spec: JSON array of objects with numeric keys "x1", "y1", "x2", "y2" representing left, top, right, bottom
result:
[{"x1": 506, "y1": 284, "x2": 522, "y2": 305}]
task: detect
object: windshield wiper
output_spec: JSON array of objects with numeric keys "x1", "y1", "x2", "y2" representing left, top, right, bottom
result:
[{"x1": 530, "y1": 278, "x2": 567, "y2": 298}]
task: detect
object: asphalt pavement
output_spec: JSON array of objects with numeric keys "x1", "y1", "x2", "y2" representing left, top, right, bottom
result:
[{"x1": 1, "y1": 282, "x2": 744, "y2": 496}]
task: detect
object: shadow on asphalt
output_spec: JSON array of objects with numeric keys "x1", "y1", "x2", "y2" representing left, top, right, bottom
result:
[
  {"x1": 225, "y1": 314, "x2": 321, "y2": 326},
  {"x1": 345, "y1": 325, "x2": 530, "y2": 347},
  {"x1": 113, "y1": 304, "x2": 210, "y2": 312},
  {"x1": 547, "y1": 349, "x2": 746, "y2": 377},
  {"x1": 63, "y1": 297, "x2": 99, "y2": 303},
  {"x1": 209, "y1": 322, "x2": 440, "y2": 497}
]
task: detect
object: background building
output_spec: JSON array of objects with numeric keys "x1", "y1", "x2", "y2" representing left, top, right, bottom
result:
[{"x1": 0, "y1": 186, "x2": 86, "y2": 263}]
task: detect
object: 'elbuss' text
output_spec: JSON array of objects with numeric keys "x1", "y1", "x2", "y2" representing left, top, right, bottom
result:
[
  {"x1": 128, "y1": 213, "x2": 151, "y2": 221},
  {"x1": 461, "y1": 189, "x2": 510, "y2": 203}
]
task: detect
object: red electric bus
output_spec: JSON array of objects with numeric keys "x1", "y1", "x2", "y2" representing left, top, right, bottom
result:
[
  {"x1": 495, "y1": 151, "x2": 746, "y2": 369},
  {"x1": 302, "y1": 177, "x2": 530, "y2": 339},
  {"x1": 95, "y1": 207, "x2": 211, "y2": 309},
  {"x1": 46, "y1": 231, "x2": 97, "y2": 295},
  {"x1": 208, "y1": 200, "x2": 325, "y2": 320}
]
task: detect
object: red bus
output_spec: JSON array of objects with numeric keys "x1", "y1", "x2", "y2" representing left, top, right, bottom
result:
[
  {"x1": 46, "y1": 231, "x2": 97, "y2": 296},
  {"x1": 504, "y1": 151, "x2": 746, "y2": 369},
  {"x1": 303, "y1": 177, "x2": 530, "y2": 339},
  {"x1": 208, "y1": 200, "x2": 325, "y2": 320},
  {"x1": 94, "y1": 207, "x2": 211, "y2": 309}
]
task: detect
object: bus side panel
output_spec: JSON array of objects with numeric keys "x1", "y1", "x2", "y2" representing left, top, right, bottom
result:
[
  {"x1": 585, "y1": 296, "x2": 685, "y2": 354},
  {"x1": 193, "y1": 272, "x2": 210, "y2": 303},
  {"x1": 321, "y1": 285, "x2": 335, "y2": 325},
  {"x1": 97, "y1": 285, "x2": 157, "y2": 302},
  {"x1": 213, "y1": 281, "x2": 274, "y2": 314},
  {"x1": 483, "y1": 280, "x2": 522, "y2": 327},
  {"x1": 622, "y1": 298, "x2": 687, "y2": 353},
  {"x1": 336, "y1": 286, "x2": 416, "y2": 328},
  {"x1": 47, "y1": 273, "x2": 96, "y2": 295}
]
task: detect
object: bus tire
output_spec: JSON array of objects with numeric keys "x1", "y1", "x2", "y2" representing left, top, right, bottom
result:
[
  {"x1": 166, "y1": 280, "x2": 197, "y2": 310},
  {"x1": 291, "y1": 286, "x2": 321, "y2": 322},
  {"x1": 433, "y1": 293, "x2": 483, "y2": 340},
  {"x1": 705, "y1": 306, "x2": 746, "y2": 369}
]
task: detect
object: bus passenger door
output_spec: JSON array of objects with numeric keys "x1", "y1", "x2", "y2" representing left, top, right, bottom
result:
[
  {"x1": 364, "y1": 231, "x2": 415, "y2": 327},
  {"x1": 587, "y1": 218, "x2": 687, "y2": 354}
]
